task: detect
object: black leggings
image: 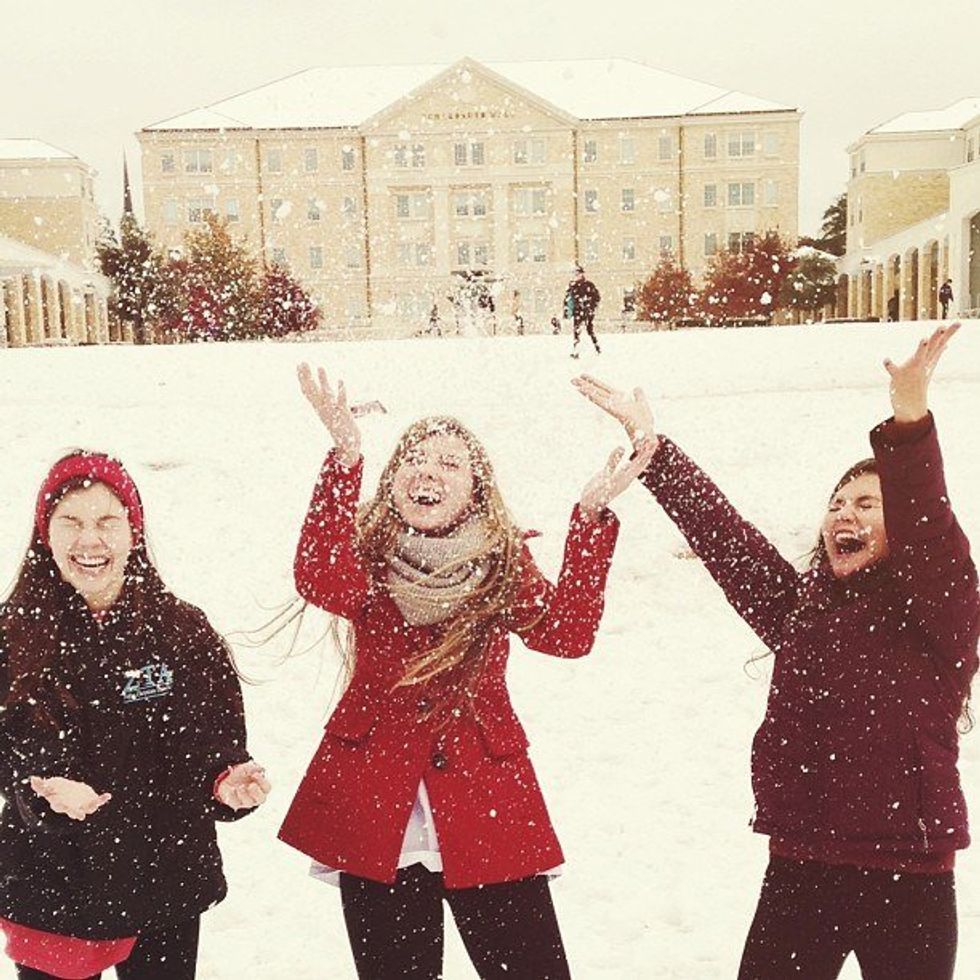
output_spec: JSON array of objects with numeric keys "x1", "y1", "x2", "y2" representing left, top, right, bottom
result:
[
  {"x1": 16, "y1": 916, "x2": 200, "y2": 980},
  {"x1": 738, "y1": 857, "x2": 957, "y2": 980},
  {"x1": 572, "y1": 316, "x2": 600, "y2": 353},
  {"x1": 340, "y1": 863, "x2": 571, "y2": 979}
]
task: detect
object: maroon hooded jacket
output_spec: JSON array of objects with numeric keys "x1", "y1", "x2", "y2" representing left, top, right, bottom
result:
[{"x1": 640, "y1": 414, "x2": 979, "y2": 867}]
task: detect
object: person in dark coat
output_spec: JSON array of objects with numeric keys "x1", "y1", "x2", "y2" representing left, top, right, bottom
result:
[
  {"x1": 939, "y1": 279, "x2": 953, "y2": 318},
  {"x1": 0, "y1": 451, "x2": 271, "y2": 980},
  {"x1": 887, "y1": 290, "x2": 900, "y2": 322},
  {"x1": 573, "y1": 323, "x2": 977, "y2": 980},
  {"x1": 564, "y1": 265, "x2": 601, "y2": 358}
]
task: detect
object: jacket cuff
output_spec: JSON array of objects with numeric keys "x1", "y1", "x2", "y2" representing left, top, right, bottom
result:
[{"x1": 870, "y1": 412, "x2": 934, "y2": 450}]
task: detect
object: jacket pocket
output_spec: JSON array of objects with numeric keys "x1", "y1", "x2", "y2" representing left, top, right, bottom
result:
[
  {"x1": 324, "y1": 690, "x2": 379, "y2": 744},
  {"x1": 475, "y1": 713, "x2": 530, "y2": 759}
]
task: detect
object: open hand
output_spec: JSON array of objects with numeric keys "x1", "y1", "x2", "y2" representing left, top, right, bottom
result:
[
  {"x1": 30, "y1": 776, "x2": 111, "y2": 821},
  {"x1": 297, "y1": 363, "x2": 361, "y2": 465},
  {"x1": 580, "y1": 442, "x2": 658, "y2": 522},
  {"x1": 883, "y1": 323, "x2": 959, "y2": 423},
  {"x1": 216, "y1": 761, "x2": 271, "y2": 811},
  {"x1": 572, "y1": 375, "x2": 659, "y2": 451}
]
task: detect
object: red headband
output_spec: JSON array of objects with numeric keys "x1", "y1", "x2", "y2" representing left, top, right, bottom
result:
[{"x1": 35, "y1": 453, "x2": 144, "y2": 545}]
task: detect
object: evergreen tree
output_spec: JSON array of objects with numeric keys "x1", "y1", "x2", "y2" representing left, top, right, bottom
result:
[
  {"x1": 636, "y1": 256, "x2": 696, "y2": 326},
  {"x1": 96, "y1": 214, "x2": 169, "y2": 344},
  {"x1": 818, "y1": 193, "x2": 847, "y2": 256},
  {"x1": 779, "y1": 250, "x2": 837, "y2": 320}
]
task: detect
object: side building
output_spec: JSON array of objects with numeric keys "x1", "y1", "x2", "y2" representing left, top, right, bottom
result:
[
  {"x1": 837, "y1": 98, "x2": 980, "y2": 320},
  {"x1": 138, "y1": 57, "x2": 799, "y2": 336},
  {"x1": 0, "y1": 139, "x2": 111, "y2": 347}
]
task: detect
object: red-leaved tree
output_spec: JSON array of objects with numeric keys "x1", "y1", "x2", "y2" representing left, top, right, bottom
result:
[{"x1": 636, "y1": 256, "x2": 697, "y2": 327}]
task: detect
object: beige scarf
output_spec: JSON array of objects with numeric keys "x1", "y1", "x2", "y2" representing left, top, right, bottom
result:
[{"x1": 386, "y1": 519, "x2": 491, "y2": 626}]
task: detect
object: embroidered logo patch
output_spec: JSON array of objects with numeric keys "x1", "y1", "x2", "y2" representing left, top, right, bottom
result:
[{"x1": 122, "y1": 663, "x2": 174, "y2": 703}]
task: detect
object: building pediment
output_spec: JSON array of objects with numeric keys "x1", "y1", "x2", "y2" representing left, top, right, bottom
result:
[{"x1": 361, "y1": 58, "x2": 579, "y2": 135}]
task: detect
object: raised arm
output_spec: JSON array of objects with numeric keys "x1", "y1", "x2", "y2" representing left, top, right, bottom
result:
[
  {"x1": 572, "y1": 376, "x2": 801, "y2": 649},
  {"x1": 873, "y1": 325, "x2": 979, "y2": 670},
  {"x1": 294, "y1": 363, "x2": 370, "y2": 618}
]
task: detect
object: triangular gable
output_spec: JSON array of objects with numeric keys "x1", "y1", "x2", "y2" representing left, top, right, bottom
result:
[{"x1": 361, "y1": 57, "x2": 579, "y2": 133}]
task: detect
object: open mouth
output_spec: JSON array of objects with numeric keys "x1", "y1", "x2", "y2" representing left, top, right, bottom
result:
[
  {"x1": 409, "y1": 486, "x2": 444, "y2": 507},
  {"x1": 70, "y1": 555, "x2": 111, "y2": 574},
  {"x1": 833, "y1": 530, "x2": 865, "y2": 555}
]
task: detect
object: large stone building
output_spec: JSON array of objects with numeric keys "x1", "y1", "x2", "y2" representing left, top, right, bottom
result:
[
  {"x1": 0, "y1": 139, "x2": 111, "y2": 347},
  {"x1": 139, "y1": 57, "x2": 800, "y2": 336},
  {"x1": 838, "y1": 98, "x2": 980, "y2": 321}
]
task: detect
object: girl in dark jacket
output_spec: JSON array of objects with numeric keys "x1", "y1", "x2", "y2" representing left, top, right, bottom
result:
[
  {"x1": 279, "y1": 363, "x2": 652, "y2": 979},
  {"x1": 0, "y1": 451, "x2": 271, "y2": 980},
  {"x1": 574, "y1": 324, "x2": 978, "y2": 980}
]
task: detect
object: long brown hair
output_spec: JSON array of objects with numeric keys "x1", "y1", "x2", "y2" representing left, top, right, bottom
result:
[{"x1": 344, "y1": 416, "x2": 526, "y2": 701}]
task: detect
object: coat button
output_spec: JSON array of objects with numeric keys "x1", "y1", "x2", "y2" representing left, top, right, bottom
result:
[
  {"x1": 417, "y1": 697, "x2": 432, "y2": 715},
  {"x1": 431, "y1": 752, "x2": 448, "y2": 770}
]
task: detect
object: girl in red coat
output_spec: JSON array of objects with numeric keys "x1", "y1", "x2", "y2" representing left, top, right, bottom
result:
[
  {"x1": 574, "y1": 324, "x2": 978, "y2": 980},
  {"x1": 279, "y1": 363, "x2": 653, "y2": 979}
]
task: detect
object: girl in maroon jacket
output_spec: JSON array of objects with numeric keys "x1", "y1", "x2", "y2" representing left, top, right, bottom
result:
[
  {"x1": 279, "y1": 364, "x2": 653, "y2": 979},
  {"x1": 574, "y1": 324, "x2": 978, "y2": 980}
]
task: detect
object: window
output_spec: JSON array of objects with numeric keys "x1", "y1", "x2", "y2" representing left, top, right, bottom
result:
[
  {"x1": 656, "y1": 189, "x2": 672, "y2": 213},
  {"x1": 341, "y1": 147, "x2": 356, "y2": 171},
  {"x1": 728, "y1": 182, "x2": 755, "y2": 206},
  {"x1": 184, "y1": 148, "x2": 213, "y2": 174},
  {"x1": 473, "y1": 241, "x2": 489, "y2": 266},
  {"x1": 516, "y1": 237, "x2": 548, "y2": 263},
  {"x1": 763, "y1": 133, "x2": 780, "y2": 157},
  {"x1": 394, "y1": 145, "x2": 408, "y2": 168},
  {"x1": 620, "y1": 137, "x2": 636, "y2": 165},
  {"x1": 704, "y1": 232, "x2": 718, "y2": 256},
  {"x1": 454, "y1": 191, "x2": 488, "y2": 217},
  {"x1": 456, "y1": 241, "x2": 470, "y2": 266},
  {"x1": 271, "y1": 248, "x2": 287, "y2": 266},
  {"x1": 727, "y1": 132, "x2": 756, "y2": 157},
  {"x1": 703, "y1": 184, "x2": 717, "y2": 208},
  {"x1": 584, "y1": 189, "x2": 599, "y2": 213},
  {"x1": 727, "y1": 232, "x2": 755, "y2": 254},
  {"x1": 622, "y1": 238, "x2": 636, "y2": 261},
  {"x1": 621, "y1": 188, "x2": 636, "y2": 212},
  {"x1": 397, "y1": 242, "x2": 431, "y2": 267},
  {"x1": 309, "y1": 246, "x2": 323, "y2": 269},
  {"x1": 342, "y1": 195, "x2": 357, "y2": 217},
  {"x1": 859, "y1": 151, "x2": 866, "y2": 173},
  {"x1": 704, "y1": 133, "x2": 717, "y2": 159},
  {"x1": 220, "y1": 151, "x2": 239, "y2": 174},
  {"x1": 395, "y1": 192, "x2": 431, "y2": 220},
  {"x1": 265, "y1": 148, "x2": 283, "y2": 174},
  {"x1": 514, "y1": 187, "x2": 547, "y2": 216},
  {"x1": 270, "y1": 198, "x2": 286, "y2": 222},
  {"x1": 304, "y1": 148, "x2": 319, "y2": 173},
  {"x1": 659, "y1": 235, "x2": 673, "y2": 254},
  {"x1": 416, "y1": 243, "x2": 432, "y2": 266},
  {"x1": 968, "y1": 139, "x2": 975, "y2": 163},
  {"x1": 308, "y1": 198, "x2": 321, "y2": 221},
  {"x1": 163, "y1": 199, "x2": 178, "y2": 225},
  {"x1": 187, "y1": 197, "x2": 216, "y2": 223},
  {"x1": 850, "y1": 154, "x2": 858, "y2": 179},
  {"x1": 622, "y1": 288, "x2": 637, "y2": 314},
  {"x1": 583, "y1": 139, "x2": 598, "y2": 164},
  {"x1": 161, "y1": 152, "x2": 175, "y2": 173},
  {"x1": 345, "y1": 246, "x2": 362, "y2": 269},
  {"x1": 584, "y1": 237, "x2": 600, "y2": 263},
  {"x1": 454, "y1": 142, "x2": 485, "y2": 166},
  {"x1": 410, "y1": 144, "x2": 425, "y2": 168},
  {"x1": 764, "y1": 180, "x2": 778, "y2": 206},
  {"x1": 658, "y1": 136, "x2": 672, "y2": 161},
  {"x1": 225, "y1": 199, "x2": 240, "y2": 222},
  {"x1": 513, "y1": 139, "x2": 546, "y2": 164}
]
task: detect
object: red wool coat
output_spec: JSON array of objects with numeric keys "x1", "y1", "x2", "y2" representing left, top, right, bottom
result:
[{"x1": 278, "y1": 451, "x2": 619, "y2": 888}]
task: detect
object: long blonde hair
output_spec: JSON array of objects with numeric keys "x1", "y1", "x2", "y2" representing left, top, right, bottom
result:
[{"x1": 342, "y1": 416, "x2": 526, "y2": 703}]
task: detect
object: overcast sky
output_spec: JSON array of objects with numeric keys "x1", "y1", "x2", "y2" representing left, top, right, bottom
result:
[{"x1": 4, "y1": 0, "x2": 977, "y2": 236}]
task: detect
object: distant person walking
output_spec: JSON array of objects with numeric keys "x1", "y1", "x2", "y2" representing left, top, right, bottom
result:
[
  {"x1": 887, "y1": 290, "x2": 900, "y2": 322},
  {"x1": 939, "y1": 279, "x2": 953, "y2": 319},
  {"x1": 564, "y1": 266, "x2": 601, "y2": 359}
]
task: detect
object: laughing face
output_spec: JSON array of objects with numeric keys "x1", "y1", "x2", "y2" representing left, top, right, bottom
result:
[
  {"x1": 390, "y1": 433, "x2": 476, "y2": 533},
  {"x1": 820, "y1": 472, "x2": 889, "y2": 579},
  {"x1": 48, "y1": 482, "x2": 134, "y2": 611}
]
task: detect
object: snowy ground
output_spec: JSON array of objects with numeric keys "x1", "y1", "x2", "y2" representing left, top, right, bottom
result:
[{"x1": 1, "y1": 319, "x2": 978, "y2": 979}]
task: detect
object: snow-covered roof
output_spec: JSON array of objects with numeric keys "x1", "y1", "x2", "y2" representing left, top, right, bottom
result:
[
  {"x1": 0, "y1": 232, "x2": 106, "y2": 288},
  {"x1": 870, "y1": 97, "x2": 980, "y2": 135},
  {"x1": 0, "y1": 139, "x2": 77, "y2": 161},
  {"x1": 144, "y1": 58, "x2": 795, "y2": 132}
]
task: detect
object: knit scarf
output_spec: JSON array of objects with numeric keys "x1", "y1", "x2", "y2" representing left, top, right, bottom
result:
[{"x1": 386, "y1": 519, "x2": 491, "y2": 626}]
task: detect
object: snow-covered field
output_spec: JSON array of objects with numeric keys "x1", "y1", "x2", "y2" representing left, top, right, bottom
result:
[{"x1": 1, "y1": 319, "x2": 978, "y2": 979}]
